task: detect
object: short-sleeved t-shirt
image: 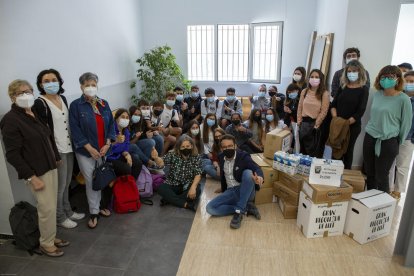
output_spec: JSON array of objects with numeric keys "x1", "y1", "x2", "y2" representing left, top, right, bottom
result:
[
  {"x1": 151, "y1": 104, "x2": 179, "y2": 127},
  {"x1": 163, "y1": 152, "x2": 202, "y2": 190}
]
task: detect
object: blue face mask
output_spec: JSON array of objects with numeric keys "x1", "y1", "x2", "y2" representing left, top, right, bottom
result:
[
  {"x1": 288, "y1": 92, "x2": 298, "y2": 99},
  {"x1": 43, "y1": 82, "x2": 60, "y2": 94},
  {"x1": 131, "y1": 115, "x2": 141, "y2": 124},
  {"x1": 405, "y1": 83, "x2": 414, "y2": 92},
  {"x1": 265, "y1": 115, "x2": 274, "y2": 122},
  {"x1": 207, "y1": 118, "x2": 215, "y2": 127},
  {"x1": 166, "y1": 100, "x2": 175, "y2": 107},
  {"x1": 380, "y1": 77, "x2": 397, "y2": 89},
  {"x1": 207, "y1": 96, "x2": 215, "y2": 103},
  {"x1": 258, "y1": 92, "x2": 266, "y2": 97},
  {"x1": 176, "y1": 94, "x2": 184, "y2": 102},
  {"x1": 347, "y1": 72, "x2": 359, "y2": 82},
  {"x1": 191, "y1": 92, "x2": 199, "y2": 98},
  {"x1": 227, "y1": 95, "x2": 236, "y2": 102}
]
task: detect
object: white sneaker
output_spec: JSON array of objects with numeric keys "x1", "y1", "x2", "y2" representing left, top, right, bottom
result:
[
  {"x1": 69, "y1": 212, "x2": 85, "y2": 221},
  {"x1": 58, "y1": 218, "x2": 77, "y2": 229}
]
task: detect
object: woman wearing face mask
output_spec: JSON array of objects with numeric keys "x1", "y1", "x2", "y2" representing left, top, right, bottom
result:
[
  {"x1": 244, "y1": 109, "x2": 264, "y2": 153},
  {"x1": 186, "y1": 120, "x2": 203, "y2": 153},
  {"x1": 203, "y1": 128, "x2": 226, "y2": 180},
  {"x1": 363, "y1": 66, "x2": 412, "y2": 193},
  {"x1": 292, "y1": 67, "x2": 307, "y2": 91},
  {"x1": 297, "y1": 69, "x2": 330, "y2": 157},
  {"x1": 389, "y1": 70, "x2": 414, "y2": 199},
  {"x1": 69, "y1": 72, "x2": 115, "y2": 229},
  {"x1": 200, "y1": 114, "x2": 221, "y2": 179},
  {"x1": 1, "y1": 80, "x2": 68, "y2": 257},
  {"x1": 264, "y1": 108, "x2": 285, "y2": 133},
  {"x1": 31, "y1": 69, "x2": 85, "y2": 229},
  {"x1": 99, "y1": 109, "x2": 143, "y2": 213},
  {"x1": 269, "y1": 85, "x2": 285, "y2": 120},
  {"x1": 250, "y1": 84, "x2": 270, "y2": 119},
  {"x1": 128, "y1": 105, "x2": 162, "y2": 169},
  {"x1": 330, "y1": 60, "x2": 369, "y2": 169},
  {"x1": 283, "y1": 84, "x2": 301, "y2": 153},
  {"x1": 157, "y1": 134, "x2": 202, "y2": 211}
]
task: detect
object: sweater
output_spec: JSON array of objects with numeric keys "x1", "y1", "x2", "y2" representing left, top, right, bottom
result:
[
  {"x1": 297, "y1": 89, "x2": 330, "y2": 127},
  {"x1": 365, "y1": 91, "x2": 412, "y2": 156},
  {"x1": 331, "y1": 86, "x2": 369, "y2": 125}
]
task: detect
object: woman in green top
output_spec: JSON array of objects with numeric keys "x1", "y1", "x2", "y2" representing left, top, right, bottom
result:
[
  {"x1": 157, "y1": 134, "x2": 202, "y2": 211},
  {"x1": 363, "y1": 65, "x2": 412, "y2": 193}
]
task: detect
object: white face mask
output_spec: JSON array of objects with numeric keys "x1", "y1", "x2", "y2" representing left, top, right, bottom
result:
[
  {"x1": 118, "y1": 118, "x2": 130, "y2": 129},
  {"x1": 84, "y1": 86, "x2": 97, "y2": 97},
  {"x1": 191, "y1": 128, "x2": 200, "y2": 136},
  {"x1": 15, "y1": 93, "x2": 35, "y2": 108},
  {"x1": 293, "y1": 74, "x2": 302, "y2": 82},
  {"x1": 141, "y1": 110, "x2": 150, "y2": 117}
]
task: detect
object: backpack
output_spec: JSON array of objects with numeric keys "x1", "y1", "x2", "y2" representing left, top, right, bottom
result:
[
  {"x1": 9, "y1": 201, "x2": 40, "y2": 255},
  {"x1": 204, "y1": 99, "x2": 219, "y2": 109},
  {"x1": 223, "y1": 99, "x2": 239, "y2": 115},
  {"x1": 113, "y1": 175, "x2": 141, "y2": 213},
  {"x1": 151, "y1": 174, "x2": 165, "y2": 191},
  {"x1": 137, "y1": 166, "x2": 153, "y2": 198}
]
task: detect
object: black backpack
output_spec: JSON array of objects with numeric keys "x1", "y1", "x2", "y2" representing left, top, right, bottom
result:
[{"x1": 9, "y1": 201, "x2": 41, "y2": 255}]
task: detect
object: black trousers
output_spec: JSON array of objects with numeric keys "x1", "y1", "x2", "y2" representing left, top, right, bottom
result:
[
  {"x1": 342, "y1": 124, "x2": 361, "y2": 170},
  {"x1": 157, "y1": 184, "x2": 201, "y2": 208},
  {"x1": 363, "y1": 133, "x2": 399, "y2": 193},
  {"x1": 299, "y1": 118, "x2": 323, "y2": 158}
]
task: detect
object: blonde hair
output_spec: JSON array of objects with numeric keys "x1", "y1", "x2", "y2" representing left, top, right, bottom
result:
[
  {"x1": 8, "y1": 79, "x2": 33, "y2": 99},
  {"x1": 340, "y1": 60, "x2": 367, "y2": 89}
]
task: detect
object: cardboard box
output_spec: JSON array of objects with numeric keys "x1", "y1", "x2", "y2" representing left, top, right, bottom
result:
[
  {"x1": 344, "y1": 189, "x2": 397, "y2": 244},
  {"x1": 309, "y1": 159, "x2": 344, "y2": 186},
  {"x1": 279, "y1": 172, "x2": 304, "y2": 193},
  {"x1": 255, "y1": 187, "x2": 274, "y2": 205},
  {"x1": 302, "y1": 180, "x2": 353, "y2": 205},
  {"x1": 342, "y1": 170, "x2": 365, "y2": 193},
  {"x1": 273, "y1": 181, "x2": 299, "y2": 205},
  {"x1": 278, "y1": 197, "x2": 298, "y2": 219},
  {"x1": 251, "y1": 154, "x2": 279, "y2": 188},
  {"x1": 297, "y1": 191, "x2": 349, "y2": 238},
  {"x1": 263, "y1": 129, "x2": 291, "y2": 159},
  {"x1": 257, "y1": 153, "x2": 273, "y2": 166}
]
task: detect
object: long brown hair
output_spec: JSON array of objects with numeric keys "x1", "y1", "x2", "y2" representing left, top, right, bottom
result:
[
  {"x1": 114, "y1": 108, "x2": 129, "y2": 135},
  {"x1": 212, "y1": 128, "x2": 226, "y2": 155},
  {"x1": 186, "y1": 120, "x2": 203, "y2": 153},
  {"x1": 202, "y1": 113, "x2": 218, "y2": 142},
  {"x1": 248, "y1": 109, "x2": 263, "y2": 141},
  {"x1": 307, "y1": 69, "x2": 326, "y2": 100}
]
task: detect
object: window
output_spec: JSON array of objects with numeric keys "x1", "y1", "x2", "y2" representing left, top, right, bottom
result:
[
  {"x1": 187, "y1": 22, "x2": 283, "y2": 83},
  {"x1": 187, "y1": 25, "x2": 215, "y2": 81}
]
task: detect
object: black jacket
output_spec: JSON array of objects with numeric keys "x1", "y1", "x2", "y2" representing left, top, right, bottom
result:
[{"x1": 219, "y1": 149, "x2": 264, "y2": 192}]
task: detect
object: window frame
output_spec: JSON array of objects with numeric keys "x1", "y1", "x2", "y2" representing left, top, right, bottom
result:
[{"x1": 186, "y1": 21, "x2": 284, "y2": 83}]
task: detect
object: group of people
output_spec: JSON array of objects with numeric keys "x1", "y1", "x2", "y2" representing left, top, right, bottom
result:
[{"x1": 1, "y1": 47, "x2": 413, "y2": 257}]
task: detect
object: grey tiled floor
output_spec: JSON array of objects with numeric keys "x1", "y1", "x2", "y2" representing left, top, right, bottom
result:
[{"x1": 0, "y1": 181, "x2": 202, "y2": 276}]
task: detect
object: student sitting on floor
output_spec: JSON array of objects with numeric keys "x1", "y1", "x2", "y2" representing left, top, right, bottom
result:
[
  {"x1": 220, "y1": 87, "x2": 243, "y2": 128},
  {"x1": 206, "y1": 134, "x2": 263, "y2": 229},
  {"x1": 182, "y1": 85, "x2": 202, "y2": 131},
  {"x1": 244, "y1": 109, "x2": 265, "y2": 153},
  {"x1": 225, "y1": 113, "x2": 254, "y2": 153},
  {"x1": 202, "y1": 128, "x2": 226, "y2": 180},
  {"x1": 157, "y1": 134, "x2": 203, "y2": 211},
  {"x1": 186, "y1": 120, "x2": 204, "y2": 154},
  {"x1": 201, "y1": 87, "x2": 223, "y2": 120}
]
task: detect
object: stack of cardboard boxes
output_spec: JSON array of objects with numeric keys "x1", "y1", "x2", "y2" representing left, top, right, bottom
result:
[
  {"x1": 273, "y1": 172, "x2": 303, "y2": 219},
  {"x1": 251, "y1": 153, "x2": 278, "y2": 205}
]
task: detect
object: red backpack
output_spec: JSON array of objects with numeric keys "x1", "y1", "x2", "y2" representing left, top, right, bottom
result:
[{"x1": 113, "y1": 175, "x2": 141, "y2": 213}]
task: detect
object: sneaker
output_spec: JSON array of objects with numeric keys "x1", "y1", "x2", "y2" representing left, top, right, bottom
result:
[
  {"x1": 69, "y1": 212, "x2": 85, "y2": 221},
  {"x1": 230, "y1": 211, "x2": 243, "y2": 229},
  {"x1": 58, "y1": 218, "x2": 77, "y2": 229},
  {"x1": 246, "y1": 202, "x2": 261, "y2": 220}
]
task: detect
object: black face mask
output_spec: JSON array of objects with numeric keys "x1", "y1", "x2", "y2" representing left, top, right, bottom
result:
[
  {"x1": 223, "y1": 148, "x2": 235, "y2": 159},
  {"x1": 253, "y1": 115, "x2": 261, "y2": 122},
  {"x1": 214, "y1": 138, "x2": 220, "y2": 144},
  {"x1": 154, "y1": 109, "x2": 163, "y2": 116},
  {"x1": 269, "y1": 92, "x2": 276, "y2": 97},
  {"x1": 232, "y1": 120, "x2": 241, "y2": 126},
  {"x1": 180, "y1": 148, "x2": 192, "y2": 157}
]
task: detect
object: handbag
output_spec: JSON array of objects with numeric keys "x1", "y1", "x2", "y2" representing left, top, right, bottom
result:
[{"x1": 92, "y1": 157, "x2": 117, "y2": 191}]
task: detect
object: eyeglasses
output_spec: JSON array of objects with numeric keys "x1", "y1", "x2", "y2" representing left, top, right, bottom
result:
[{"x1": 15, "y1": 89, "x2": 33, "y2": 97}]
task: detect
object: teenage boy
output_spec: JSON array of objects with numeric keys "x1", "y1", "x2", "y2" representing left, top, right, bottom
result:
[
  {"x1": 183, "y1": 85, "x2": 202, "y2": 131},
  {"x1": 331, "y1": 47, "x2": 371, "y2": 97},
  {"x1": 206, "y1": 134, "x2": 263, "y2": 229},
  {"x1": 221, "y1": 87, "x2": 243, "y2": 128},
  {"x1": 201, "y1": 87, "x2": 223, "y2": 120}
]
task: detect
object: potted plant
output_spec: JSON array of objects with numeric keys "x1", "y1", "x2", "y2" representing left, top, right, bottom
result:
[{"x1": 131, "y1": 45, "x2": 190, "y2": 104}]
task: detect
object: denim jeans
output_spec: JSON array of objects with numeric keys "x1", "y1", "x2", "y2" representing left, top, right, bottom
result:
[
  {"x1": 202, "y1": 158, "x2": 220, "y2": 180},
  {"x1": 129, "y1": 138, "x2": 156, "y2": 164},
  {"x1": 152, "y1": 134, "x2": 164, "y2": 157},
  {"x1": 206, "y1": 169, "x2": 255, "y2": 216}
]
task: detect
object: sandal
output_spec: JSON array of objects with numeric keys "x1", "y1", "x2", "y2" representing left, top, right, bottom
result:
[
  {"x1": 99, "y1": 209, "x2": 111, "y2": 217},
  {"x1": 54, "y1": 239, "x2": 70, "y2": 248},
  {"x1": 40, "y1": 246, "x2": 64, "y2": 257},
  {"x1": 88, "y1": 214, "x2": 100, "y2": 229}
]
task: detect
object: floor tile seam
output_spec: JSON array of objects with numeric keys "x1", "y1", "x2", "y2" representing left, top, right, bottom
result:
[
  {"x1": 181, "y1": 240, "x2": 392, "y2": 259},
  {"x1": 122, "y1": 238, "x2": 146, "y2": 272},
  {"x1": 78, "y1": 228, "x2": 104, "y2": 265}
]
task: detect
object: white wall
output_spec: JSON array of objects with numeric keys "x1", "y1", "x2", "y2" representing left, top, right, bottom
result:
[
  {"x1": 0, "y1": 0, "x2": 143, "y2": 115},
  {"x1": 392, "y1": 3, "x2": 414, "y2": 65},
  {"x1": 140, "y1": 0, "x2": 317, "y2": 96}
]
